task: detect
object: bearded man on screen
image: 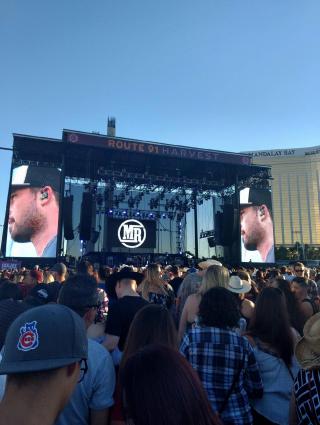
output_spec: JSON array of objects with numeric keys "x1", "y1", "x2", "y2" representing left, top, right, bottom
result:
[{"x1": 240, "y1": 188, "x2": 275, "y2": 263}]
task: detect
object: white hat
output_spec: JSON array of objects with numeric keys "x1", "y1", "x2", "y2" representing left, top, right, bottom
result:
[
  {"x1": 198, "y1": 259, "x2": 222, "y2": 270},
  {"x1": 227, "y1": 275, "x2": 251, "y2": 294}
]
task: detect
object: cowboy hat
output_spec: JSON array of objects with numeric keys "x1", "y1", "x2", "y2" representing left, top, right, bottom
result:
[{"x1": 227, "y1": 275, "x2": 251, "y2": 294}]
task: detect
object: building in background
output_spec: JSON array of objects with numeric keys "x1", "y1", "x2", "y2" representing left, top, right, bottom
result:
[{"x1": 244, "y1": 146, "x2": 320, "y2": 251}]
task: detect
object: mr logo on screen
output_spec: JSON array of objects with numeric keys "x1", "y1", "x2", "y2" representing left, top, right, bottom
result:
[{"x1": 117, "y1": 220, "x2": 146, "y2": 248}]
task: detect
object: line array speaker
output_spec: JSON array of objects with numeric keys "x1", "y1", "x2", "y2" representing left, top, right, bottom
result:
[{"x1": 79, "y1": 193, "x2": 93, "y2": 241}]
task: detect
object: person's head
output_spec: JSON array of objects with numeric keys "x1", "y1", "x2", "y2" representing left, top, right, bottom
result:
[
  {"x1": 120, "y1": 345, "x2": 218, "y2": 425},
  {"x1": 50, "y1": 263, "x2": 67, "y2": 282},
  {"x1": 168, "y1": 265, "x2": 180, "y2": 278},
  {"x1": 23, "y1": 269, "x2": 43, "y2": 285},
  {"x1": 0, "y1": 281, "x2": 22, "y2": 301},
  {"x1": 109, "y1": 268, "x2": 144, "y2": 299},
  {"x1": 8, "y1": 166, "x2": 60, "y2": 243},
  {"x1": 145, "y1": 263, "x2": 162, "y2": 281},
  {"x1": 240, "y1": 205, "x2": 273, "y2": 251},
  {"x1": 240, "y1": 188, "x2": 273, "y2": 252},
  {"x1": 58, "y1": 274, "x2": 100, "y2": 328},
  {"x1": 292, "y1": 276, "x2": 309, "y2": 300},
  {"x1": 198, "y1": 287, "x2": 240, "y2": 328},
  {"x1": 121, "y1": 304, "x2": 177, "y2": 367},
  {"x1": 199, "y1": 265, "x2": 229, "y2": 294},
  {"x1": 266, "y1": 269, "x2": 281, "y2": 283},
  {"x1": 0, "y1": 304, "x2": 87, "y2": 415},
  {"x1": 227, "y1": 275, "x2": 251, "y2": 300},
  {"x1": 248, "y1": 287, "x2": 294, "y2": 366},
  {"x1": 76, "y1": 260, "x2": 94, "y2": 276},
  {"x1": 294, "y1": 262, "x2": 305, "y2": 277},
  {"x1": 43, "y1": 271, "x2": 55, "y2": 284},
  {"x1": 197, "y1": 259, "x2": 223, "y2": 277},
  {"x1": 280, "y1": 266, "x2": 287, "y2": 275},
  {"x1": 271, "y1": 277, "x2": 304, "y2": 334}
]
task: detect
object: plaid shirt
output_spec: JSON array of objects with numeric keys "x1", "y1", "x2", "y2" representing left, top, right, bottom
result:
[{"x1": 180, "y1": 327, "x2": 263, "y2": 425}]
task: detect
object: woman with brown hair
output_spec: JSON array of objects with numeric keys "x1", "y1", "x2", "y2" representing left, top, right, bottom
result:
[
  {"x1": 178, "y1": 264, "x2": 229, "y2": 341},
  {"x1": 245, "y1": 287, "x2": 299, "y2": 425},
  {"x1": 271, "y1": 277, "x2": 304, "y2": 336},
  {"x1": 139, "y1": 263, "x2": 174, "y2": 309},
  {"x1": 120, "y1": 344, "x2": 219, "y2": 425},
  {"x1": 111, "y1": 304, "x2": 178, "y2": 425}
]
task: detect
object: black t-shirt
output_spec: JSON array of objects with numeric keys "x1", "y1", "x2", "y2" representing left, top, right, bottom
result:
[
  {"x1": 170, "y1": 277, "x2": 183, "y2": 296},
  {"x1": 105, "y1": 295, "x2": 148, "y2": 351}
]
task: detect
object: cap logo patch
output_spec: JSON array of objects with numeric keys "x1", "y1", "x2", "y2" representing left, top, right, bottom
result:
[{"x1": 17, "y1": 321, "x2": 39, "y2": 352}]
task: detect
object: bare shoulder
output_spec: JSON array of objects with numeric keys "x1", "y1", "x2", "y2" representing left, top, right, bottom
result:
[{"x1": 242, "y1": 298, "x2": 255, "y2": 318}]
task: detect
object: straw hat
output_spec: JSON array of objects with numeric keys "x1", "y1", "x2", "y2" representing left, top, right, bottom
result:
[
  {"x1": 227, "y1": 275, "x2": 251, "y2": 294},
  {"x1": 295, "y1": 313, "x2": 320, "y2": 369},
  {"x1": 198, "y1": 259, "x2": 222, "y2": 270}
]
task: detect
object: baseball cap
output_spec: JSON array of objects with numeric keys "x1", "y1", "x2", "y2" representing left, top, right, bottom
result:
[
  {"x1": 50, "y1": 262, "x2": 67, "y2": 275},
  {"x1": 26, "y1": 284, "x2": 58, "y2": 305},
  {"x1": 11, "y1": 165, "x2": 61, "y2": 193},
  {"x1": 0, "y1": 304, "x2": 88, "y2": 375},
  {"x1": 240, "y1": 187, "x2": 272, "y2": 211}
]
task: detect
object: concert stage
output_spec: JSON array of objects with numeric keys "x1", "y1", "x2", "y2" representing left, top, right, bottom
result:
[{"x1": 1, "y1": 126, "x2": 271, "y2": 265}]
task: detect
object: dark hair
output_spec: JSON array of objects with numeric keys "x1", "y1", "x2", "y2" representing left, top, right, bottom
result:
[
  {"x1": 170, "y1": 265, "x2": 179, "y2": 275},
  {"x1": 248, "y1": 287, "x2": 294, "y2": 366},
  {"x1": 58, "y1": 274, "x2": 99, "y2": 317},
  {"x1": 292, "y1": 276, "x2": 308, "y2": 288},
  {"x1": 120, "y1": 344, "x2": 218, "y2": 425},
  {"x1": 198, "y1": 287, "x2": 240, "y2": 328},
  {"x1": 121, "y1": 304, "x2": 177, "y2": 368},
  {"x1": 0, "y1": 281, "x2": 22, "y2": 301},
  {"x1": 272, "y1": 278, "x2": 304, "y2": 335},
  {"x1": 76, "y1": 260, "x2": 93, "y2": 275},
  {"x1": 266, "y1": 270, "x2": 280, "y2": 280}
]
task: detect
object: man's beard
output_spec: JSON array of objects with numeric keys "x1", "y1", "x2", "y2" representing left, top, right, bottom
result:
[
  {"x1": 242, "y1": 227, "x2": 264, "y2": 251},
  {"x1": 10, "y1": 207, "x2": 44, "y2": 243},
  {"x1": 243, "y1": 239, "x2": 258, "y2": 251}
]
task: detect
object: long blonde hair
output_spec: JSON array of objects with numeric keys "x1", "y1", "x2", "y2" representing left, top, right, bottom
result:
[
  {"x1": 140, "y1": 263, "x2": 167, "y2": 300},
  {"x1": 199, "y1": 265, "x2": 229, "y2": 295}
]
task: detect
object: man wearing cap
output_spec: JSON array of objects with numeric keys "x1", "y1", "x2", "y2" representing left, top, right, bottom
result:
[
  {"x1": 57, "y1": 274, "x2": 115, "y2": 425},
  {"x1": 240, "y1": 187, "x2": 275, "y2": 263},
  {"x1": 0, "y1": 304, "x2": 88, "y2": 425},
  {"x1": 7, "y1": 165, "x2": 61, "y2": 258},
  {"x1": 103, "y1": 268, "x2": 148, "y2": 357}
]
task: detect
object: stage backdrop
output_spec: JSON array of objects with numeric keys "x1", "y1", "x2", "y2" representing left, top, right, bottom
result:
[{"x1": 108, "y1": 218, "x2": 156, "y2": 250}]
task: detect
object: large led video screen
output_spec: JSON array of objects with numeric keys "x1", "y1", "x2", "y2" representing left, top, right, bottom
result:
[
  {"x1": 240, "y1": 187, "x2": 275, "y2": 263},
  {"x1": 5, "y1": 165, "x2": 61, "y2": 258},
  {"x1": 108, "y1": 218, "x2": 156, "y2": 249}
]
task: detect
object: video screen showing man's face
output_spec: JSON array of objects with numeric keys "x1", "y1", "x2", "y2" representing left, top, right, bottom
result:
[
  {"x1": 5, "y1": 165, "x2": 61, "y2": 258},
  {"x1": 240, "y1": 187, "x2": 275, "y2": 263}
]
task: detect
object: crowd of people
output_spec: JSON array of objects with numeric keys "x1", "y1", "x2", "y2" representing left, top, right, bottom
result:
[{"x1": 0, "y1": 259, "x2": 320, "y2": 424}]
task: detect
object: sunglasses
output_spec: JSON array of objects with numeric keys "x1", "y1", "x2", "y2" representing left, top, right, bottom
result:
[{"x1": 295, "y1": 269, "x2": 304, "y2": 273}]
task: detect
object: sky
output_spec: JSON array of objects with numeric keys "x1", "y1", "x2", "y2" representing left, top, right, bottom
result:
[{"x1": 1, "y1": 0, "x2": 320, "y2": 229}]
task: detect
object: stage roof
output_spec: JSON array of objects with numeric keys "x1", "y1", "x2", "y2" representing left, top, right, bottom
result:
[{"x1": 12, "y1": 131, "x2": 270, "y2": 192}]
